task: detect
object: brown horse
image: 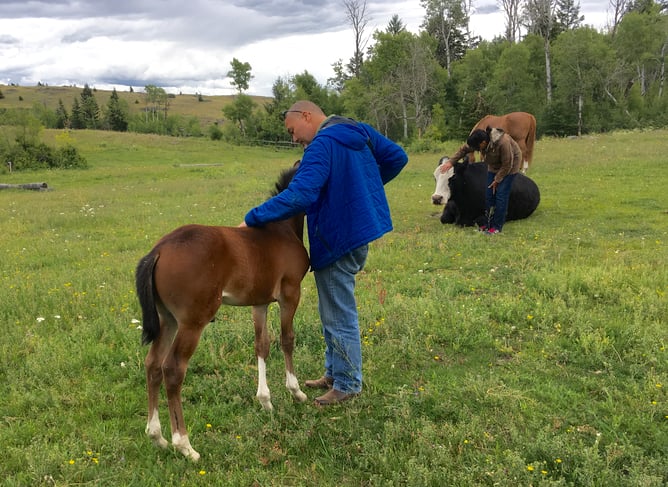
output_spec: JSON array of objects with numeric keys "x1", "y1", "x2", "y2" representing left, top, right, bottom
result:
[
  {"x1": 468, "y1": 112, "x2": 536, "y2": 172},
  {"x1": 135, "y1": 164, "x2": 309, "y2": 461}
]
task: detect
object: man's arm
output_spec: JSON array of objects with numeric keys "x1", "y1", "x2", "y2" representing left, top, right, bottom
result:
[
  {"x1": 440, "y1": 144, "x2": 473, "y2": 173},
  {"x1": 362, "y1": 124, "x2": 408, "y2": 184}
]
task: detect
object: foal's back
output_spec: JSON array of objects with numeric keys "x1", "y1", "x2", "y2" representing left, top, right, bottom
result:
[{"x1": 152, "y1": 223, "x2": 309, "y2": 322}]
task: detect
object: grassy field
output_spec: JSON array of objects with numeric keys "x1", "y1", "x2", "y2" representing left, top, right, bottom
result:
[
  {"x1": 0, "y1": 85, "x2": 272, "y2": 126},
  {"x1": 1, "y1": 128, "x2": 666, "y2": 486}
]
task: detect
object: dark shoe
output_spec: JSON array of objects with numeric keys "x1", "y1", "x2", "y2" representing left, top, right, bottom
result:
[
  {"x1": 314, "y1": 389, "x2": 358, "y2": 406},
  {"x1": 304, "y1": 376, "x2": 334, "y2": 389}
]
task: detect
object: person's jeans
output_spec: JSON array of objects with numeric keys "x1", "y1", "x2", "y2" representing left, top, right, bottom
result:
[
  {"x1": 313, "y1": 245, "x2": 368, "y2": 394},
  {"x1": 486, "y1": 172, "x2": 517, "y2": 231}
]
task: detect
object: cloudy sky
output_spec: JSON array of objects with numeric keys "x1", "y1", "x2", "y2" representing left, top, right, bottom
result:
[{"x1": 0, "y1": 0, "x2": 610, "y2": 97}]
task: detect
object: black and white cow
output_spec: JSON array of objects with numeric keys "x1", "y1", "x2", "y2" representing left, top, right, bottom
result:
[
  {"x1": 434, "y1": 160, "x2": 540, "y2": 227},
  {"x1": 431, "y1": 156, "x2": 453, "y2": 205}
]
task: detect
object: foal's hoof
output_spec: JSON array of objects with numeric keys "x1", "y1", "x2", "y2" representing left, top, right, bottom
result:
[
  {"x1": 294, "y1": 390, "x2": 308, "y2": 403},
  {"x1": 259, "y1": 399, "x2": 274, "y2": 412},
  {"x1": 152, "y1": 436, "x2": 169, "y2": 449},
  {"x1": 146, "y1": 430, "x2": 169, "y2": 449},
  {"x1": 179, "y1": 447, "x2": 200, "y2": 462},
  {"x1": 173, "y1": 433, "x2": 200, "y2": 461}
]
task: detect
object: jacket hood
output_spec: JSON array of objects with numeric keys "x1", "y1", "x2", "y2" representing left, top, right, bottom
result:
[
  {"x1": 489, "y1": 127, "x2": 505, "y2": 144},
  {"x1": 317, "y1": 116, "x2": 370, "y2": 151}
]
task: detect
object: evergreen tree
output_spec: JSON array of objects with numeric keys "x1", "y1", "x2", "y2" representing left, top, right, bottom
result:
[
  {"x1": 420, "y1": 0, "x2": 470, "y2": 77},
  {"x1": 555, "y1": 0, "x2": 585, "y2": 34},
  {"x1": 79, "y1": 84, "x2": 100, "y2": 129},
  {"x1": 387, "y1": 14, "x2": 407, "y2": 35},
  {"x1": 70, "y1": 98, "x2": 85, "y2": 129},
  {"x1": 105, "y1": 88, "x2": 128, "y2": 131},
  {"x1": 55, "y1": 99, "x2": 69, "y2": 129}
]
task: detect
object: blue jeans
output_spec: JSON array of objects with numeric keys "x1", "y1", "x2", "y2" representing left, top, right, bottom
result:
[
  {"x1": 486, "y1": 172, "x2": 516, "y2": 231},
  {"x1": 313, "y1": 245, "x2": 368, "y2": 394}
]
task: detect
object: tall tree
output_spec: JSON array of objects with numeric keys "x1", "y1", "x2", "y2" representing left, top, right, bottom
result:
[
  {"x1": 143, "y1": 85, "x2": 169, "y2": 122},
  {"x1": 55, "y1": 99, "x2": 69, "y2": 129},
  {"x1": 523, "y1": 0, "x2": 558, "y2": 102},
  {"x1": 292, "y1": 71, "x2": 339, "y2": 114},
  {"x1": 555, "y1": 0, "x2": 584, "y2": 33},
  {"x1": 328, "y1": 59, "x2": 349, "y2": 93},
  {"x1": 609, "y1": 0, "x2": 629, "y2": 37},
  {"x1": 105, "y1": 88, "x2": 128, "y2": 132},
  {"x1": 613, "y1": 6, "x2": 666, "y2": 98},
  {"x1": 387, "y1": 14, "x2": 407, "y2": 34},
  {"x1": 420, "y1": 0, "x2": 470, "y2": 77},
  {"x1": 79, "y1": 84, "x2": 100, "y2": 129},
  {"x1": 70, "y1": 98, "x2": 85, "y2": 129},
  {"x1": 500, "y1": 0, "x2": 523, "y2": 42},
  {"x1": 222, "y1": 93, "x2": 255, "y2": 136},
  {"x1": 487, "y1": 41, "x2": 542, "y2": 112},
  {"x1": 343, "y1": 0, "x2": 370, "y2": 78},
  {"x1": 552, "y1": 26, "x2": 616, "y2": 134},
  {"x1": 392, "y1": 33, "x2": 441, "y2": 138},
  {"x1": 227, "y1": 58, "x2": 253, "y2": 93}
]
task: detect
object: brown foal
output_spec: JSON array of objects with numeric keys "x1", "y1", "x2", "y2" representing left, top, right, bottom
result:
[{"x1": 135, "y1": 165, "x2": 309, "y2": 461}]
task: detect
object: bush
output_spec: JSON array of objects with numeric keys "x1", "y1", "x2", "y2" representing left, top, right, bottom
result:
[
  {"x1": 55, "y1": 144, "x2": 88, "y2": 169},
  {"x1": 208, "y1": 122, "x2": 223, "y2": 141},
  {"x1": 0, "y1": 141, "x2": 87, "y2": 173}
]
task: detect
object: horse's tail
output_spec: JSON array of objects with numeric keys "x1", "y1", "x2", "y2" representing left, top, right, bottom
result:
[
  {"x1": 525, "y1": 114, "x2": 537, "y2": 165},
  {"x1": 135, "y1": 251, "x2": 160, "y2": 345}
]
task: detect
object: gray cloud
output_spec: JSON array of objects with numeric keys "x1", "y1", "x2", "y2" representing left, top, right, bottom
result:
[
  {"x1": 0, "y1": 34, "x2": 19, "y2": 44},
  {"x1": 0, "y1": 0, "x2": 609, "y2": 96}
]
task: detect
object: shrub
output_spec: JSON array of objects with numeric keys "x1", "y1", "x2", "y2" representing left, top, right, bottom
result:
[
  {"x1": 208, "y1": 122, "x2": 223, "y2": 141},
  {"x1": 0, "y1": 141, "x2": 87, "y2": 173}
]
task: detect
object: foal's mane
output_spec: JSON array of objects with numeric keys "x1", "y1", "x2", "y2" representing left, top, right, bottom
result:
[{"x1": 271, "y1": 160, "x2": 300, "y2": 197}]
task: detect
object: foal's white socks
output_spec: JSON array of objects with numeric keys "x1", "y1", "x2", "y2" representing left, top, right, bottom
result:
[
  {"x1": 172, "y1": 432, "x2": 200, "y2": 462},
  {"x1": 286, "y1": 371, "x2": 308, "y2": 403},
  {"x1": 146, "y1": 409, "x2": 200, "y2": 461},
  {"x1": 256, "y1": 358, "x2": 308, "y2": 410},
  {"x1": 146, "y1": 409, "x2": 169, "y2": 449}
]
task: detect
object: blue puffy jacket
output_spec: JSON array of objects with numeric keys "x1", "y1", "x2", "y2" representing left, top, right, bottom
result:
[{"x1": 244, "y1": 116, "x2": 408, "y2": 270}]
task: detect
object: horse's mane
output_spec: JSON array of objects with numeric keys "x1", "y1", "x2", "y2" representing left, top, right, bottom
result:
[{"x1": 271, "y1": 160, "x2": 300, "y2": 197}]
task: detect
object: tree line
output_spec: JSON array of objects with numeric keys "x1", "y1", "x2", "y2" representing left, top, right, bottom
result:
[
  {"x1": 224, "y1": 0, "x2": 667, "y2": 147},
  {"x1": 1, "y1": 0, "x2": 666, "y2": 159}
]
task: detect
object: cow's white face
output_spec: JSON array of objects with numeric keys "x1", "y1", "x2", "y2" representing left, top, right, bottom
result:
[{"x1": 432, "y1": 157, "x2": 454, "y2": 205}]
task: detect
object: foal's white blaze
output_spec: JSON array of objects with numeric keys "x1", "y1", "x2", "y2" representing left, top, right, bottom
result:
[
  {"x1": 172, "y1": 431, "x2": 200, "y2": 462},
  {"x1": 256, "y1": 357, "x2": 273, "y2": 411},
  {"x1": 146, "y1": 409, "x2": 168, "y2": 448},
  {"x1": 286, "y1": 371, "x2": 308, "y2": 402}
]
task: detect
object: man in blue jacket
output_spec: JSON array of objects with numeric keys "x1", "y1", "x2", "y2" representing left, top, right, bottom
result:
[{"x1": 243, "y1": 100, "x2": 408, "y2": 405}]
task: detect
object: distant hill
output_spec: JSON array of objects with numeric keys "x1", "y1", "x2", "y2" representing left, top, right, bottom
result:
[{"x1": 0, "y1": 84, "x2": 273, "y2": 127}]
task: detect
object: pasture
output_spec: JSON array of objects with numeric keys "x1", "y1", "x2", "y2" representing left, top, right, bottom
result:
[{"x1": 1, "y1": 129, "x2": 666, "y2": 486}]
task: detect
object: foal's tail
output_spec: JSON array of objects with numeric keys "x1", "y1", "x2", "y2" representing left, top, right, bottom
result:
[{"x1": 135, "y1": 251, "x2": 160, "y2": 345}]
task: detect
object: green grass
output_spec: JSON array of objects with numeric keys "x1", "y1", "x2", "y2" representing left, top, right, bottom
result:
[{"x1": 1, "y1": 129, "x2": 666, "y2": 486}]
